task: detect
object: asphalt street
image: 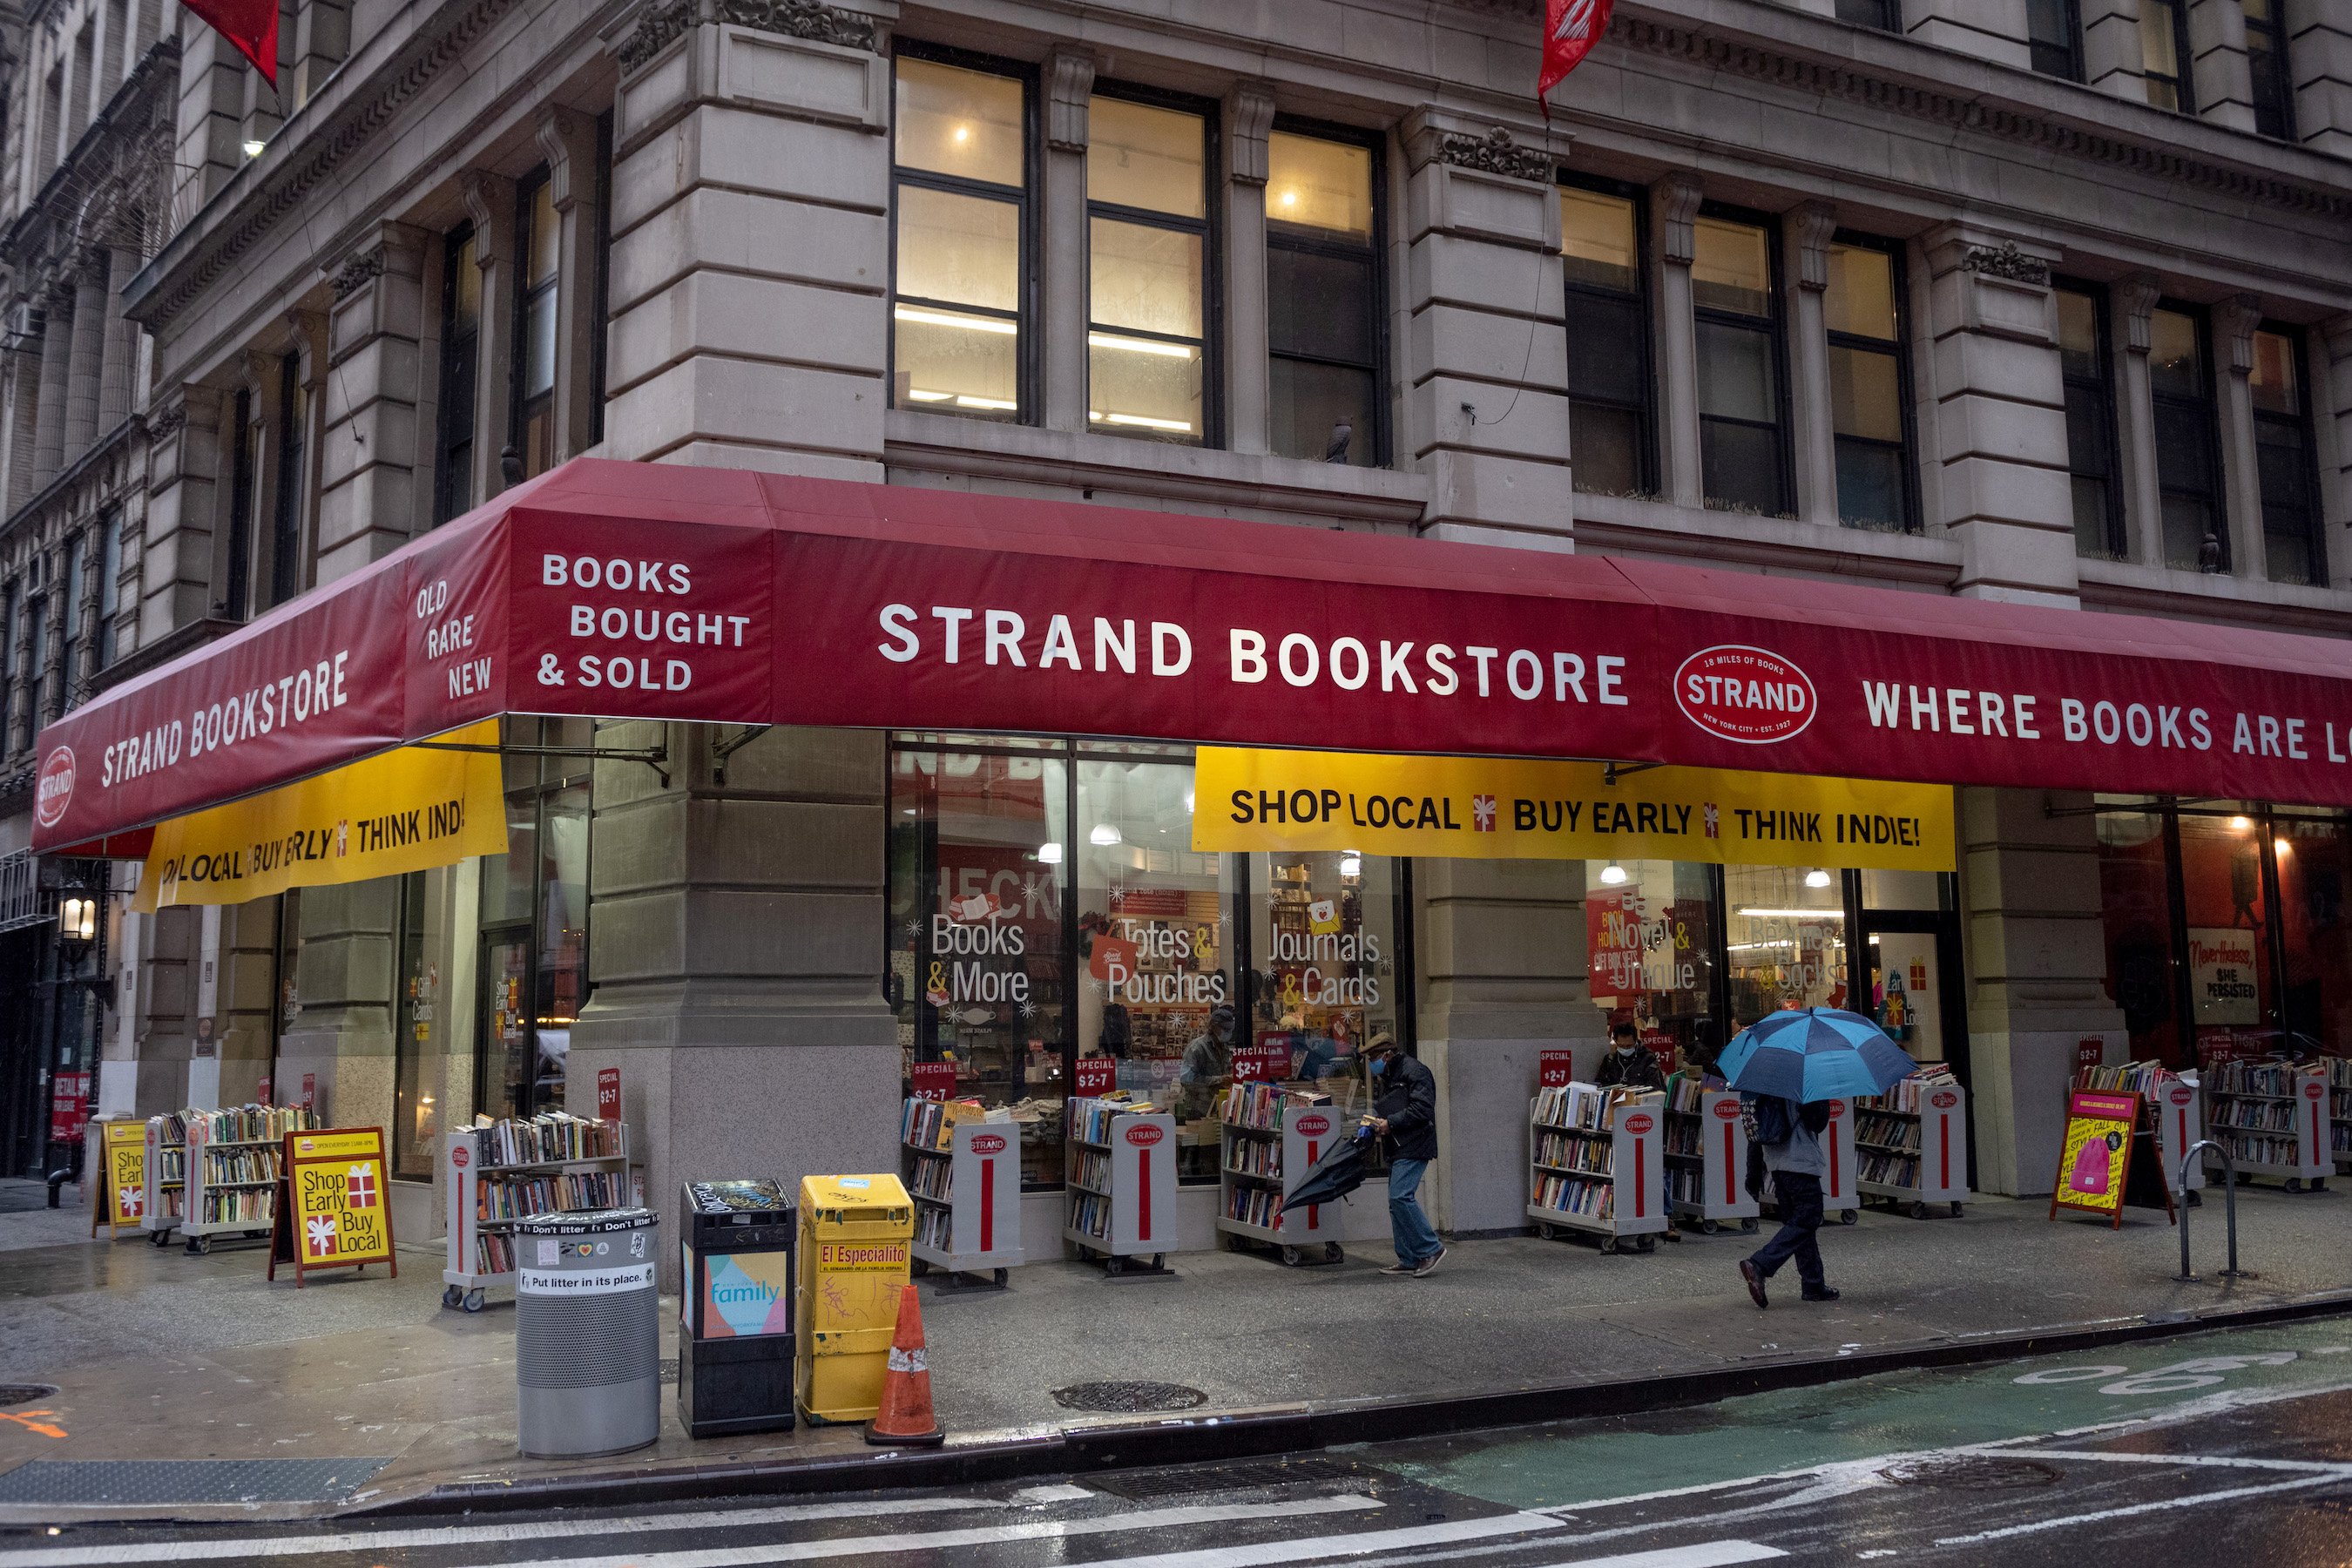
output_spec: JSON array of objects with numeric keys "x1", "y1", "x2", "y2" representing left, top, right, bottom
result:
[{"x1": 3, "y1": 1320, "x2": 2351, "y2": 1566}]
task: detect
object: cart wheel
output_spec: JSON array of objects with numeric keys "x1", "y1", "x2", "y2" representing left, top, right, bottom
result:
[
  {"x1": 443, "y1": 1284, "x2": 463, "y2": 1309},
  {"x1": 911, "y1": 1259, "x2": 929, "y2": 1278},
  {"x1": 2186, "y1": 1190, "x2": 2203, "y2": 1208},
  {"x1": 1909, "y1": 1200, "x2": 1930, "y2": 1220},
  {"x1": 1325, "y1": 1242, "x2": 1343, "y2": 1264},
  {"x1": 1106, "y1": 1255, "x2": 1125, "y2": 1276},
  {"x1": 1741, "y1": 1217, "x2": 1759, "y2": 1233},
  {"x1": 2287, "y1": 1178, "x2": 2304, "y2": 1193},
  {"x1": 1700, "y1": 1219, "x2": 1720, "y2": 1235},
  {"x1": 1636, "y1": 1234, "x2": 1656, "y2": 1254},
  {"x1": 993, "y1": 1267, "x2": 1009, "y2": 1286},
  {"x1": 1840, "y1": 1209, "x2": 1859, "y2": 1226},
  {"x1": 1949, "y1": 1201, "x2": 1964, "y2": 1219},
  {"x1": 1538, "y1": 1222, "x2": 1558, "y2": 1240},
  {"x1": 1151, "y1": 1254, "x2": 1165, "y2": 1271},
  {"x1": 463, "y1": 1288, "x2": 485, "y2": 1313},
  {"x1": 149, "y1": 1230, "x2": 167, "y2": 1247},
  {"x1": 1599, "y1": 1234, "x2": 1619, "y2": 1255},
  {"x1": 1281, "y1": 1245, "x2": 1302, "y2": 1267}
]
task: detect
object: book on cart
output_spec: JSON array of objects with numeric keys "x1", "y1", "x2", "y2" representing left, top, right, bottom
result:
[
  {"x1": 2328, "y1": 1057, "x2": 2352, "y2": 1173},
  {"x1": 1661, "y1": 1074, "x2": 1757, "y2": 1234},
  {"x1": 141, "y1": 1111, "x2": 188, "y2": 1243},
  {"x1": 181, "y1": 1105, "x2": 316, "y2": 1252},
  {"x1": 1526, "y1": 1082, "x2": 1666, "y2": 1253},
  {"x1": 442, "y1": 1112, "x2": 632, "y2": 1311},
  {"x1": 901, "y1": 1097, "x2": 1024, "y2": 1283},
  {"x1": 1852, "y1": 1069, "x2": 1970, "y2": 1217},
  {"x1": 2201, "y1": 1059, "x2": 2331, "y2": 1190},
  {"x1": 1063, "y1": 1096, "x2": 1177, "y2": 1274},
  {"x1": 1215, "y1": 1083, "x2": 1344, "y2": 1266}
]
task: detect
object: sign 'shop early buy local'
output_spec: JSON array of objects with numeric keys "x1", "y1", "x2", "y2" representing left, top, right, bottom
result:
[{"x1": 40, "y1": 463, "x2": 2352, "y2": 858}]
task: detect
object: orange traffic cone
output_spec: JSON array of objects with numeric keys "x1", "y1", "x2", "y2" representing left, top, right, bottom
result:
[{"x1": 865, "y1": 1283, "x2": 945, "y2": 1447}]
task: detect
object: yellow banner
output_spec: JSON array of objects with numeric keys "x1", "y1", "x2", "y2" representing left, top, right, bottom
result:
[
  {"x1": 135, "y1": 721, "x2": 506, "y2": 912},
  {"x1": 1191, "y1": 748, "x2": 1954, "y2": 872}
]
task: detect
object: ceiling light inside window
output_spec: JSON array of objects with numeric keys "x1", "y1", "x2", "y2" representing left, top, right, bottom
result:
[
  {"x1": 1599, "y1": 862, "x2": 1628, "y2": 886},
  {"x1": 1804, "y1": 868, "x2": 1832, "y2": 889},
  {"x1": 1089, "y1": 823, "x2": 1123, "y2": 846}
]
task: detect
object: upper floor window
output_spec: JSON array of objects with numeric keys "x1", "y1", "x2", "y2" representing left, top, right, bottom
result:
[
  {"x1": 1087, "y1": 91, "x2": 1213, "y2": 444},
  {"x1": 1835, "y1": 0, "x2": 1900, "y2": 30},
  {"x1": 514, "y1": 171, "x2": 558, "y2": 479},
  {"x1": 1824, "y1": 237, "x2": 1911, "y2": 532},
  {"x1": 226, "y1": 388, "x2": 256, "y2": 618},
  {"x1": 2141, "y1": 0, "x2": 2194, "y2": 112},
  {"x1": 0, "y1": 582, "x2": 16, "y2": 752},
  {"x1": 2055, "y1": 283, "x2": 2123, "y2": 560},
  {"x1": 95, "y1": 506, "x2": 119, "y2": 669},
  {"x1": 60, "y1": 535, "x2": 82, "y2": 707},
  {"x1": 24, "y1": 590, "x2": 46, "y2": 727},
  {"x1": 1693, "y1": 210, "x2": 1788, "y2": 517},
  {"x1": 2149, "y1": 305, "x2": 2220, "y2": 570},
  {"x1": 890, "y1": 52, "x2": 1030, "y2": 422},
  {"x1": 2027, "y1": 0, "x2": 2084, "y2": 81},
  {"x1": 1558, "y1": 179, "x2": 1651, "y2": 497},
  {"x1": 436, "y1": 225, "x2": 480, "y2": 524},
  {"x1": 2252, "y1": 327, "x2": 2322, "y2": 585},
  {"x1": 2244, "y1": 0, "x2": 2295, "y2": 140},
  {"x1": 1265, "y1": 126, "x2": 1383, "y2": 466}
]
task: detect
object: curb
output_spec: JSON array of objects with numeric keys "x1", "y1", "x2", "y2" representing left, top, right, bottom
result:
[{"x1": 348, "y1": 1286, "x2": 2352, "y2": 1519}]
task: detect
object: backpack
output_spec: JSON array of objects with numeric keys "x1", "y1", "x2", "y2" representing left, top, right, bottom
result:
[{"x1": 1749, "y1": 1093, "x2": 1794, "y2": 1148}]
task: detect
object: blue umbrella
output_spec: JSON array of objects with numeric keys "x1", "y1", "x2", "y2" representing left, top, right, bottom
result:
[{"x1": 1718, "y1": 1008, "x2": 1918, "y2": 1103}]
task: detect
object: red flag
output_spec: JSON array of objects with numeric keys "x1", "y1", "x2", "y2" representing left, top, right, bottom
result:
[
  {"x1": 183, "y1": 0, "x2": 280, "y2": 85},
  {"x1": 1539, "y1": 0, "x2": 1614, "y2": 110}
]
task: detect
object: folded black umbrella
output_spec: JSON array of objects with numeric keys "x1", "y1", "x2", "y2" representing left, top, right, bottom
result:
[{"x1": 1278, "y1": 1121, "x2": 1375, "y2": 1216}]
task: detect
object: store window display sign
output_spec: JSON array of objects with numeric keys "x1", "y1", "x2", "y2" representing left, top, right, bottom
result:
[
  {"x1": 52, "y1": 459, "x2": 2352, "y2": 856},
  {"x1": 1193, "y1": 749, "x2": 1952, "y2": 872}
]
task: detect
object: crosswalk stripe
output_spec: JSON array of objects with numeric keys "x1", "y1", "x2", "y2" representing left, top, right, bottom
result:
[
  {"x1": 1537, "y1": 1544, "x2": 1788, "y2": 1568},
  {"x1": 1062, "y1": 1510, "x2": 1563, "y2": 1567},
  {"x1": 0, "y1": 1495, "x2": 1009, "y2": 1567},
  {"x1": 443, "y1": 1493, "x2": 1385, "y2": 1568}
]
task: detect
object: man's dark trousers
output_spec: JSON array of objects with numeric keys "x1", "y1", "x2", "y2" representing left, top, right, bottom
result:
[{"x1": 1749, "y1": 1171, "x2": 1827, "y2": 1292}]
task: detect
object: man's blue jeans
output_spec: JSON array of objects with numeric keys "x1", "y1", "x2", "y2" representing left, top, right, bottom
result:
[{"x1": 1388, "y1": 1157, "x2": 1441, "y2": 1266}]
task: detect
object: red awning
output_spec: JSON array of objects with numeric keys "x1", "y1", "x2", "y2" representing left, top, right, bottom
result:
[{"x1": 31, "y1": 456, "x2": 2352, "y2": 854}]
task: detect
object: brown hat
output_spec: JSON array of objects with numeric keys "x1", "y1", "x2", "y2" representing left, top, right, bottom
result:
[{"x1": 1364, "y1": 1030, "x2": 1399, "y2": 1056}]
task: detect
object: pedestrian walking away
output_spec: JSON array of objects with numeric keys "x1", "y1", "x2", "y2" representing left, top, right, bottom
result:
[
  {"x1": 1363, "y1": 1032, "x2": 1445, "y2": 1277},
  {"x1": 1740, "y1": 1092, "x2": 1840, "y2": 1308}
]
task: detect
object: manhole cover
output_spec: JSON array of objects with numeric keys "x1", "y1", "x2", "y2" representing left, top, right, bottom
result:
[
  {"x1": 1051, "y1": 1381, "x2": 1208, "y2": 1414},
  {"x1": 1095, "y1": 1457, "x2": 1356, "y2": 1500},
  {"x1": 1878, "y1": 1456, "x2": 2063, "y2": 1490},
  {"x1": 0, "y1": 1385, "x2": 57, "y2": 1408}
]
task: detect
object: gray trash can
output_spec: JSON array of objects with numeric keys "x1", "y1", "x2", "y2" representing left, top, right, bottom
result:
[{"x1": 513, "y1": 1206, "x2": 660, "y2": 1459}]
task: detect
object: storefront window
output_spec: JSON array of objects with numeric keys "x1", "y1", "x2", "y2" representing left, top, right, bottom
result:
[
  {"x1": 391, "y1": 871, "x2": 436, "y2": 1179},
  {"x1": 1585, "y1": 859, "x2": 1717, "y2": 1071},
  {"x1": 2275, "y1": 814, "x2": 2352, "y2": 1051},
  {"x1": 888, "y1": 747, "x2": 1069, "y2": 1188},
  {"x1": 1076, "y1": 756, "x2": 1234, "y2": 1180},
  {"x1": 2179, "y1": 808, "x2": 2274, "y2": 1064},
  {"x1": 887, "y1": 738, "x2": 1416, "y2": 1188},
  {"x1": 1724, "y1": 863, "x2": 1847, "y2": 1025},
  {"x1": 2095, "y1": 802, "x2": 2183, "y2": 1066},
  {"x1": 475, "y1": 717, "x2": 591, "y2": 1120},
  {"x1": 1253, "y1": 849, "x2": 1401, "y2": 1088}
]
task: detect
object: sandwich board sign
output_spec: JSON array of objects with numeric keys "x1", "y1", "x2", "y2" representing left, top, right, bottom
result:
[{"x1": 268, "y1": 1127, "x2": 397, "y2": 1285}]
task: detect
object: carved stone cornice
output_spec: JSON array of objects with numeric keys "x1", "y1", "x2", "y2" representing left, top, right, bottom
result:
[
  {"x1": 2213, "y1": 294, "x2": 2262, "y2": 376},
  {"x1": 1436, "y1": 126, "x2": 1556, "y2": 184},
  {"x1": 459, "y1": 169, "x2": 514, "y2": 267},
  {"x1": 328, "y1": 248, "x2": 386, "y2": 301},
  {"x1": 1789, "y1": 201, "x2": 1836, "y2": 292},
  {"x1": 1045, "y1": 46, "x2": 1098, "y2": 154},
  {"x1": 2116, "y1": 273, "x2": 2161, "y2": 355},
  {"x1": 1225, "y1": 84, "x2": 1276, "y2": 186},
  {"x1": 1958, "y1": 240, "x2": 2052, "y2": 287},
  {"x1": 1658, "y1": 173, "x2": 1703, "y2": 267},
  {"x1": 612, "y1": 0, "x2": 878, "y2": 73}
]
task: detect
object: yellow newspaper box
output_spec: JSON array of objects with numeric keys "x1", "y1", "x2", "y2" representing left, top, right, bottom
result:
[{"x1": 795, "y1": 1173, "x2": 914, "y2": 1425}]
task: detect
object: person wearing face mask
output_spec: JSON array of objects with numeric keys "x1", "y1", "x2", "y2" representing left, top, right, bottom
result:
[
  {"x1": 1179, "y1": 1004, "x2": 1237, "y2": 1119},
  {"x1": 1594, "y1": 1019, "x2": 1667, "y2": 1092},
  {"x1": 1362, "y1": 1032, "x2": 1444, "y2": 1277}
]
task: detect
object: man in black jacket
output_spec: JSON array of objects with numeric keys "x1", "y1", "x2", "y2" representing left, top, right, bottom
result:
[
  {"x1": 1364, "y1": 1032, "x2": 1444, "y2": 1277},
  {"x1": 1594, "y1": 1019, "x2": 1667, "y2": 1092}
]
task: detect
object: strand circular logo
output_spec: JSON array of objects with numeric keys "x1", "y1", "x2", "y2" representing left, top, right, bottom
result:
[
  {"x1": 1712, "y1": 1099, "x2": 1742, "y2": 1121},
  {"x1": 1124, "y1": 1123, "x2": 1164, "y2": 1147},
  {"x1": 1622, "y1": 1112, "x2": 1655, "y2": 1136},
  {"x1": 970, "y1": 1133, "x2": 1008, "y2": 1155},
  {"x1": 1930, "y1": 1090, "x2": 1960, "y2": 1110},
  {"x1": 34, "y1": 747, "x2": 76, "y2": 829},
  {"x1": 1675, "y1": 645, "x2": 1817, "y2": 745},
  {"x1": 1295, "y1": 1114, "x2": 1332, "y2": 1137}
]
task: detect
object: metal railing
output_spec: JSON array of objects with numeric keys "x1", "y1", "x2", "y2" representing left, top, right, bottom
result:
[{"x1": 2176, "y1": 1139, "x2": 2247, "y2": 1282}]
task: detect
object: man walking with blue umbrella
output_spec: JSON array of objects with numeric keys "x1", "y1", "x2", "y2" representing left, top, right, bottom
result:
[
  {"x1": 1740, "y1": 1092, "x2": 1837, "y2": 1308},
  {"x1": 1717, "y1": 1006, "x2": 1918, "y2": 1310}
]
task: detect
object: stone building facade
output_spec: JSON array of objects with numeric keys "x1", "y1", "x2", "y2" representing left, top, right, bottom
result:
[{"x1": 3, "y1": 0, "x2": 2349, "y2": 1258}]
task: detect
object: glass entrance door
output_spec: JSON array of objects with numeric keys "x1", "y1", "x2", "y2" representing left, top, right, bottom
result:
[
  {"x1": 1855, "y1": 868, "x2": 1966, "y2": 1084},
  {"x1": 477, "y1": 929, "x2": 535, "y2": 1122}
]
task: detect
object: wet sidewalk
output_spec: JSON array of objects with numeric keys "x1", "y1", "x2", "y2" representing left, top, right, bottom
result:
[{"x1": 0, "y1": 1178, "x2": 2346, "y2": 1523}]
